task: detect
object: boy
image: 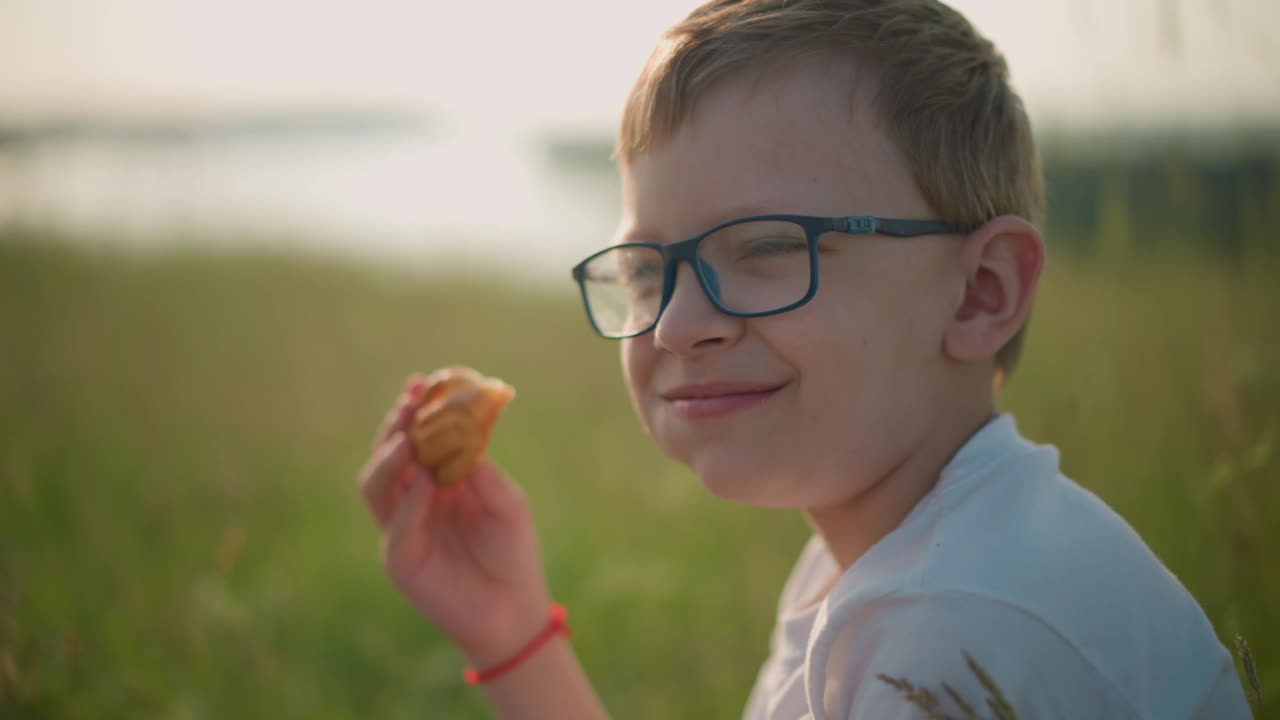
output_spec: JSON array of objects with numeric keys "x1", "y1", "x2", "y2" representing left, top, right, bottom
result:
[{"x1": 358, "y1": 0, "x2": 1252, "y2": 717}]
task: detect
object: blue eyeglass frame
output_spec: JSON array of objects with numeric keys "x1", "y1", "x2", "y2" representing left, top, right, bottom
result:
[{"x1": 570, "y1": 213, "x2": 973, "y2": 339}]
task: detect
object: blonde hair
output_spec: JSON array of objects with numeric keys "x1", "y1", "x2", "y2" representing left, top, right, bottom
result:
[{"x1": 618, "y1": 0, "x2": 1043, "y2": 376}]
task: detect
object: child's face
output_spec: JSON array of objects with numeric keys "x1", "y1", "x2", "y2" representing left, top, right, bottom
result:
[{"x1": 616, "y1": 58, "x2": 970, "y2": 509}]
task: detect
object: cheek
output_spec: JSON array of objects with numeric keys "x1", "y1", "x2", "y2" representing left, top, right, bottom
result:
[
  {"x1": 620, "y1": 339, "x2": 653, "y2": 425},
  {"x1": 782, "y1": 281, "x2": 928, "y2": 422},
  {"x1": 827, "y1": 258, "x2": 950, "y2": 360},
  {"x1": 795, "y1": 268, "x2": 951, "y2": 457}
]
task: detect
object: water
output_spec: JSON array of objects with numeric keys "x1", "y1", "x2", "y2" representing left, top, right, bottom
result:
[{"x1": 0, "y1": 122, "x2": 622, "y2": 282}]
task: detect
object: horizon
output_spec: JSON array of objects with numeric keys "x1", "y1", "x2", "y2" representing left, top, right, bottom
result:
[{"x1": 1, "y1": 0, "x2": 1277, "y2": 135}]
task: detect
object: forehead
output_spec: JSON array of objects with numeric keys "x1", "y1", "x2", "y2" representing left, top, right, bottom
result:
[{"x1": 620, "y1": 55, "x2": 927, "y2": 237}]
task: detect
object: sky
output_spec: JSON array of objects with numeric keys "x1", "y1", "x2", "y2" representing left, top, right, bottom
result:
[{"x1": 0, "y1": 0, "x2": 1277, "y2": 132}]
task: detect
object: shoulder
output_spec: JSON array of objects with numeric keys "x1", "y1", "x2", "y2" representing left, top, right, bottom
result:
[
  {"x1": 805, "y1": 590, "x2": 1138, "y2": 720},
  {"x1": 805, "y1": 590, "x2": 1250, "y2": 720},
  {"x1": 868, "y1": 434, "x2": 1239, "y2": 707},
  {"x1": 796, "y1": 418, "x2": 1250, "y2": 718}
]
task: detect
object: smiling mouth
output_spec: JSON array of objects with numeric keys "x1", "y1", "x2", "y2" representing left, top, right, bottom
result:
[{"x1": 662, "y1": 384, "x2": 785, "y2": 420}]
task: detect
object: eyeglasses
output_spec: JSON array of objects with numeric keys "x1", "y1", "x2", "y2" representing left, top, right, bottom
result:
[{"x1": 570, "y1": 214, "x2": 971, "y2": 339}]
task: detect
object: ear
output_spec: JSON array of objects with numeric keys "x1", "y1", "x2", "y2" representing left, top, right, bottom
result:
[{"x1": 943, "y1": 215, "x2": 1044, "y2": 364}]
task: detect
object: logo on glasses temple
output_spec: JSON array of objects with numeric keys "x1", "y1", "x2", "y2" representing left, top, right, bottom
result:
[{"x1": 845, "y1": 217, "x2": 876, "y2": 233}]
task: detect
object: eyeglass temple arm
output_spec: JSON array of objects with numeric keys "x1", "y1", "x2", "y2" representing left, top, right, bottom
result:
[{"x1": 842, "y1": 216, "x2": 972, "y2": 237}]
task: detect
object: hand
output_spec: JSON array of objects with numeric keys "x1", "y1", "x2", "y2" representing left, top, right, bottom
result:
[{"x1": 358, "y1": 376, "x2": 554, "y2": 666}]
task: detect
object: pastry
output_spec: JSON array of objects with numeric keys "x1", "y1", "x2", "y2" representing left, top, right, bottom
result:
[{"x1": 409, "y1": 366, "x2": 515, "y2": 486}]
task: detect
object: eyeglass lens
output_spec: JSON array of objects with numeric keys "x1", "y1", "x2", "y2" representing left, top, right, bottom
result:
[{"x1": 579, "y1": 219, "x2": 813, "y2": 337}]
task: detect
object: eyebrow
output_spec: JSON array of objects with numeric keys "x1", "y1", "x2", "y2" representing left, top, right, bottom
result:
[{"x1": 615, "y1": 200, "x2": 781, "y2": 246}]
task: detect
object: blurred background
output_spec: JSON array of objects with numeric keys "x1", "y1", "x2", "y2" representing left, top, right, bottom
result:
[{"x1": 1, "y1": 0, "x2": 1276, "y2": 717}]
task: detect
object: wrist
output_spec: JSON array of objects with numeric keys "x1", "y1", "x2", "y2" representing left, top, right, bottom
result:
[
  {"x1": 471, "y1": 629, "x2": 609, "y2": 720},
  {"x1": 463, "y1": 603, "x2": 569, "y2": 685},
  {"x1": 459, "y1": 597, "x2": 558, "y2": 669}
]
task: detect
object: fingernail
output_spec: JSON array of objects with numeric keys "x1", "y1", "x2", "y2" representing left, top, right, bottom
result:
[{"x1": 407, "y1": 376, "x2": 426, "y2": 401}]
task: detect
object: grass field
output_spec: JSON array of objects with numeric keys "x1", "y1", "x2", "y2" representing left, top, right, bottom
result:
[{"x1": 1, "y1": 229, "x2": 1276, "y2": 718}]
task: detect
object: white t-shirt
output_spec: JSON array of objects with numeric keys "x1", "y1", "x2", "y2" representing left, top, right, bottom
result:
[{"x1": 742, "y1": 414, "x2": 1251, "y2": 720}]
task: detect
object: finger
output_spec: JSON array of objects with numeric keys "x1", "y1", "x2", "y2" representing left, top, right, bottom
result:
[
  {"x1": 372, "y1": 393, "x2": 412, "y2": 451},
  {"x1": 359, "y1": 431, "x2": 414, "y2": 528},
  {"x1": 384, "y1": 466, "x2": 435, "y2": 573},
  {"x1": 370, "y1": 374, "x2": 429, "y2": 451}
]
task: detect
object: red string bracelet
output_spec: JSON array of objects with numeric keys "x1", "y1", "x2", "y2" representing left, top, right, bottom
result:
[{"x1": 463, "y1": 604, "x2": 570, "y2": 685}]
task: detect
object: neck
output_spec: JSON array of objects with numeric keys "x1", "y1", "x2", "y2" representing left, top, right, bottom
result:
[{"x1": 805, "y1": 392, "x2": 997, "y2": 573}]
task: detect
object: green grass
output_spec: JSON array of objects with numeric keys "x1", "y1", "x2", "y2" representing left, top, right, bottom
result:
[{"x1": 1, "y1": 229, "x2": 1275, "y2": 718}]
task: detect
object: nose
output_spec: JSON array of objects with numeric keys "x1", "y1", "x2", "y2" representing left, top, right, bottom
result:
[{"x1": 652, "y1": 261, "x2": 742, "y2": 354}]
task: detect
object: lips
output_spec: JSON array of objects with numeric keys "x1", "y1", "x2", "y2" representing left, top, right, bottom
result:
[
  {"x1": 660, "y1": 381, "x2": 785, "y2": 399},
  {"x1": 659, "y1": 381, "x2": 786, "y2": 420}
]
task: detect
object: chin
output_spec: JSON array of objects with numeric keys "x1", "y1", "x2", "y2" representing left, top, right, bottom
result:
[{"x1": 691, "y1": 452, "x2": 800, "y2": 508}]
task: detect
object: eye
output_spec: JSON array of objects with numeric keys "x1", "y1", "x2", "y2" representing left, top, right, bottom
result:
[
  {"x1": 620, "y1": 261, "x2": 662, "y2": 296},
  {"x1": 621, "y1": 260, "x2": 661, "y2": 281},
  {"x1": 739, "y1": 237, "x2": 808, "y2": 258}
]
